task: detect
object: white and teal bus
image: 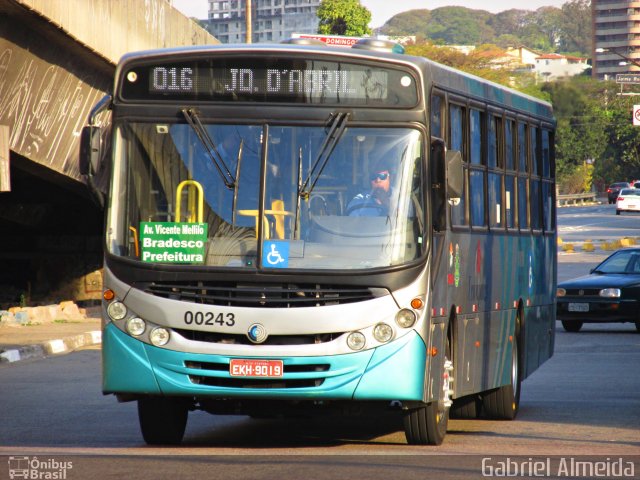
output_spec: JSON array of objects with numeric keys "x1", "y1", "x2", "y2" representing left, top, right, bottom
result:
[{"x1": 82, "y1": 39, "x2": 556, "y2": 445}]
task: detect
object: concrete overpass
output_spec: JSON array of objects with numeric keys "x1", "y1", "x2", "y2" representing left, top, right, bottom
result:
[{"x1": 0, "y1": 0, "x2": 218, "y2": 307}]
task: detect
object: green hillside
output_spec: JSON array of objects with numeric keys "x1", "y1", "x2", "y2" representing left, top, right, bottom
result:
[{"x1": 378, "y1": 2, "x2": 591, "y2": 56}]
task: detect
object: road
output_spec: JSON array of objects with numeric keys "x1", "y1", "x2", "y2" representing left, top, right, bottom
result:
[
  {"x1": 557, "y1": 202, "x2": 640, "y2": 246},
  {"x1": 0, "y1": 203, "x2": 639, "y2": 479},
  {"x1": 557, "y1": 202, "x2": 640, "y2": 282}
]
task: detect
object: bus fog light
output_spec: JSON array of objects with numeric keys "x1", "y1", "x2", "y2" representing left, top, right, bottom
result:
[
  {"x1": 150, "y1": 327, "x2": 170, "y2": 346},
  {"x1": 126, "y1": 317, "x2": 146, "y2": 336},
  {"x1": 373, "y1": 323, "x2": 394, "y2": 343},
  {"x1": 346, "y1": 332, "x2": 366, "y2": 351},
  {"x1": 107, "y1": 301, "x2": 127, "y2": 321},
  {"x1": 395, "y1": 309, "x2": 417, "y2": 328}
]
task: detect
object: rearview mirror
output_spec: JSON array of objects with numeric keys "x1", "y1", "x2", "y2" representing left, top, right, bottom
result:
[{"x1": 79, "y1": 126, "x2": 102, "y2": 176}]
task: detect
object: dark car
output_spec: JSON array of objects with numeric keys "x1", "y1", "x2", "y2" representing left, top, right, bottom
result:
[
  {"x1": 607, "y1": 182, "x2": 631, "y2": 204},
  {"x1": 557, "y1": 248, "x2": 640, "y2": 332}
]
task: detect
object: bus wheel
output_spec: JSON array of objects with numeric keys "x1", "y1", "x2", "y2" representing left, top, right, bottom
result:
[
  {"x1": 138, "y1": 397, "x2": 189, "y2": 445},
  {"x1": 482, "y1": 330, "x2": 521, "y2": 420},
  {"x1": 562, "y1": 320, "x2": 583, "y2": 332},
  {"x1": 403, "y1": 338, "x2": 453, "y2": 445}
]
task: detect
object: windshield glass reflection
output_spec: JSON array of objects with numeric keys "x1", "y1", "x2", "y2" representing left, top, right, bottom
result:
[{"x1": 106, "y1": 122, "x2": 426, "y2": 270}]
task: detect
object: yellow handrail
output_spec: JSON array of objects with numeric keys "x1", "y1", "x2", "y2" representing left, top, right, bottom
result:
[
  {"x1": 128, "y1": 226, "x2": 139, "y2": 257},
  {"x1": 175, "y1": 180, "x2": 204, "y2": 223},
  {"x1": 238, "y1": 203, "x2": 292, "y2": 239}
]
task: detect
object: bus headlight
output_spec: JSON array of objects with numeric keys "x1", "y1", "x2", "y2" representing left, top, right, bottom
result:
[
  {"x1": 395, "y1": 309, "x2": 417, "y2": 328},
  {"x1": 150, "y1": 327, "x2": 170, "y2": 346},
  {"x1": 126, "y1": 317, "x2": 146, "y2": 336},
  {"x1": 107, "y1": 301, "x2": 127, "y2": 321},
  {"x1": 373, "y1": 323, "x2": 394, "y2": 343},
  {"x1": 346, "y1": 331, "x2": 366, "y2": 351}
]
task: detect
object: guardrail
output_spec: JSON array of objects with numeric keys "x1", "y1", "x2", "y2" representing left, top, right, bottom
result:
[{"x1": 557, "y1": 192, "x2": 598, "y2": 206}]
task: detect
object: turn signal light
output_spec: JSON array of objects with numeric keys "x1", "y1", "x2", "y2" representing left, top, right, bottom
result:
[{"x1": 410, "y1": 297, "x2": 424, "y2": 310}]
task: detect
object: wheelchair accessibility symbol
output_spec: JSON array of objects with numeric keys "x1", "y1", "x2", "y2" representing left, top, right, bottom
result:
[{"x1": 262, "y1": 241, "x2": 289, "y2": 268}]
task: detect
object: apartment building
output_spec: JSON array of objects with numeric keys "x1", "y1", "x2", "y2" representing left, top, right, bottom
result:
[
  {"x1": 592, "y1": 0, "x2": 640, "y2": 79},
  {"x1": 207, "y1": 0, "x2": 320, "y2": 44}
]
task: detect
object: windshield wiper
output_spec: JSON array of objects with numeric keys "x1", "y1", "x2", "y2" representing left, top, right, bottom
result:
[
  {"x1": 294, "y1": 146, "x2": 303, "y2": 239},
  {"x1": 181, "y1": 108, "x2": 235, "y2": 189},
  {"x1": 231, "y1": 139, "x2": 244, "y2": 228},
  {"x1": 298, "y1": 112, "x2": 349, "y2": 199}
]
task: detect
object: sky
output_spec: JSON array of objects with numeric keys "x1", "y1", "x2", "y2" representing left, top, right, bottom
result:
[{"x1": 170, "y1": 0, "x2": 568, "y2": 28}]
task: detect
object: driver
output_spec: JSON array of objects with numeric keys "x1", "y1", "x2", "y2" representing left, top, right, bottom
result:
[{"x1": 346, "y1": 159, "x2": 392, "y2": 216}]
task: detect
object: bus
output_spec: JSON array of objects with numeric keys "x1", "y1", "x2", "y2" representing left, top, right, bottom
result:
[{"x1": 81, "y1": 38, "x2": 556, "y2": 446}]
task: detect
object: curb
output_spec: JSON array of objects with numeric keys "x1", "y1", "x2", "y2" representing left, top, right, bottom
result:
[{"x1": 0, "y1": 330, "x2": 102, "y2": 364}]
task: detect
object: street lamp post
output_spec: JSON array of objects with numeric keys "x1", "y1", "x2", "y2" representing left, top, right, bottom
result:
[
  {"x1": 595, "y1": 47, "x2": 640, "y2": 69},
  {"x1": 246, "y1": 0, "x2": 252, "y2": 44},
  {"x1": 596, "y1": 48, "x2": 640, "y2": 102}
]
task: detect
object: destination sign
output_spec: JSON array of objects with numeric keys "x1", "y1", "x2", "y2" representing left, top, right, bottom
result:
[
  {"x1": 140, "y1": 222, "x2": 208, "y2": 264},
  {"x1": 119, "y1": 56, "x2": 418, "y2": 106}
]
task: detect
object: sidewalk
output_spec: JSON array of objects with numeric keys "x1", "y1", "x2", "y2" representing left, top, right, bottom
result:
[{"x1": 0, "y1": 303, "x2": 102, "y2": 364}]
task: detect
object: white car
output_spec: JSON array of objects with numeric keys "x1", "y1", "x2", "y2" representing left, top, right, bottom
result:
[{"x1": 615, "y1": 188, "x2": 640, "y2": 214}]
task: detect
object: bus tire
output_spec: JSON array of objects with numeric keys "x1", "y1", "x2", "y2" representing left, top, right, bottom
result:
[
  {"x1": 138, "y1": 397, "x2": 189, "y2": 445},
  {"x1": 482, "y1": 328, "x2": 521, "y2": 420},
  {"x1": 403, "y1": 337, "x2": 452, "y2": 445},
  {"x1": 562, "y1": 320, "x2": 583, "y2": 332}
]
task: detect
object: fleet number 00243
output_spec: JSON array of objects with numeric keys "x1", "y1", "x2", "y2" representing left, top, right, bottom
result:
[{"x1": 184, "y1": 311, "x2": 235, "y2": 327}]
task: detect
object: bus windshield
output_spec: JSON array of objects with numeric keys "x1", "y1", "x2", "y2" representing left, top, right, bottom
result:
[{"x1": 107, "y1": 121, "x2": 426, "y2": 270}]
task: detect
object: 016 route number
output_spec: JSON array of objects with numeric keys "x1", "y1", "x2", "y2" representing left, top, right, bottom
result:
[{"x1": 184, "y1": 311, "x2": 235, "y2": 327}]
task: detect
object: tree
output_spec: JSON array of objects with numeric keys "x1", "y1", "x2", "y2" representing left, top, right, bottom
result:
[
  {"x1": 381, "y1": 9, "x2": 431, "y2": 36},
  {"x1": 530, "y1": 7, "x2": 563, "y2": 53},
  {"x1": 405, "y1": 41, "x2": 546, "y2": 100},
  {"x1": 317, "y1": 0, "x2": 371, "y2": 37},
  {"x1": 489, "y1": 9, "x2": 530, "y2": 37},
  {"x1": 542, "y1": 78, "x2": 608, "y2": 192},
  {"x1": 377, "y1": 4, "x2": 592, "y2": 57},
  {"x1": 558, "y1": 0, "x2": 592, "y2": 55},
  {"x1": 427, "y1": 7, "x2": 495, "y2": 45},
  {"x1": 539, "y1": 76, "x2": 640, "y2": 192}
]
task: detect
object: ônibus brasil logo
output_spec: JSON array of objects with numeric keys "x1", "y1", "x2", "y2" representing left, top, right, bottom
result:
[{"x1": 8, "y1": 456, "x2": 73, "y2": 479}]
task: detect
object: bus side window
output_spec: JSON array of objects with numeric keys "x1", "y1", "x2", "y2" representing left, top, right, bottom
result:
[
  {"x1": 431, "y1": 138, "x2": 446, "y2": 232},
  {"x1": 431, "y1": 94, "x2": 443, "y2": 138}
]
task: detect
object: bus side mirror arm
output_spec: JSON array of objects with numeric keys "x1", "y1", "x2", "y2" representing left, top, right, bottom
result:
[{"x1": 446, "y1": 150, "x2": 463, "y2": 200}]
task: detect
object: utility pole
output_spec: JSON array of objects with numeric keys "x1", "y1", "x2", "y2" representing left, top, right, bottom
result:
[{"x1": 245, "y1": 0, "x2": 252, "y2": 44}]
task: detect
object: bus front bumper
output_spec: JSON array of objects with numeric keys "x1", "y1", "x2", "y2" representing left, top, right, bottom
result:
[{"x1": 102, "y1": 323, "x2": 427, "y2": 401}]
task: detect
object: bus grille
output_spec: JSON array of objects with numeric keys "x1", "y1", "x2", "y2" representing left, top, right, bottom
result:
[
  {"x1": 174, "y1": 329, "x2": 343, "y2": 345},
  {"x1": 186, "y1": 361, "x2": 329, "y2": 388},
  {"x1": 189, "y1": 376, "x2": 325, "y2": 388},
  {"x1": 142, "y1": 281, "x2": 380, "y2": 307}
]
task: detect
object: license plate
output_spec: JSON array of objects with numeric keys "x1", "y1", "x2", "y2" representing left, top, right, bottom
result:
[
  {"x1": 568, "y1": 303, "x2": 589, "y2": 312},
  {"x1": 229, "y1": 359, "x2": 284, "y2": 377}
]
